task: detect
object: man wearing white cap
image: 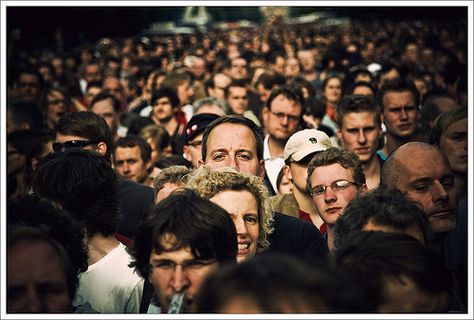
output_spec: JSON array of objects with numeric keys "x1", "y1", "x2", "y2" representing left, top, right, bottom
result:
[{"x1": 271, "y1": 129, "x2": 335, "y2": 235}]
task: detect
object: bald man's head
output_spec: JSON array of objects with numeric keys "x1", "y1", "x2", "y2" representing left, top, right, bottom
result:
[{"x1": 381, "y1": 142, "x2": 458, "y2": 233}]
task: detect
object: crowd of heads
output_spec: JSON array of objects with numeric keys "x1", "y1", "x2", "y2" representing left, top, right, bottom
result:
[{"x1": 6, "y1": 8, "x2": 468, "y2": 315}]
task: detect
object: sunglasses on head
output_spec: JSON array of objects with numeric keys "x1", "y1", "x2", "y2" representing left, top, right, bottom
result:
[{"x1": 52, "y1": 140, "x2": 98, "y2": 152}]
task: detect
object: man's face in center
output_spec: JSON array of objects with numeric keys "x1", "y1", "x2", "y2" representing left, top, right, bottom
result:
[{"x1": 202, "y1": 123, "x2": 264, "y2": 178}]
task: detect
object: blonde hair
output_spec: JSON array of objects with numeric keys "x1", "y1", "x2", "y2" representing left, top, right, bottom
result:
[{"x1": 186, "y1": 166, "x2": 274, "y2": 252}]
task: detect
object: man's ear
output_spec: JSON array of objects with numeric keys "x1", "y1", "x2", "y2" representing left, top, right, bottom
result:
[
  {"x1": 96, "y1": 142, "x2": 107, "y2": 156},
  {"x1": 261, "y1": 106, "x2": 269, "y2": 123},
  {"x1": 183, "y1": 145, "x2": 191, "y2": 161},
  {"x1": 359, "y1": 184, "x2": 369, "y2": 196},
  {"x1": 283, "y1": 164, "x2": 293, "y2": 183}
]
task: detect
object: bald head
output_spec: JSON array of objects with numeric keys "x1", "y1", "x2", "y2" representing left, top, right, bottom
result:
[
  {"x1": 381, "y1": 142, "x2": 457, "y2": 233},
  {"x1": 381, "y1": 142, "x2": 439, "y2": 188}
]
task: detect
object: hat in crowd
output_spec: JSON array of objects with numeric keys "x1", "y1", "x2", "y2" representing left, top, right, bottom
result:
[
  {"x1": 185, "y1": 113, "x2": 220, "y2": 143},
  {"x1": 283, "y1": 129, "x2": 334, "y2": 162}
]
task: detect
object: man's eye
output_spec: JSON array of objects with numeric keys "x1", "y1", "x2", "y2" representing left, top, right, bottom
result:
[
  {"x1": 237, "y1": 154, "x2": 251, "y2": 160},
  {"x1": 414, "y1": 184, "x2": 430, "y2": 192},
  {"x1": 154, "y1": 261, "x2": 174, "y2": 269},
  {"x1": 346, "y1": 129, "x2": 358, "y2": 134},
  {"x1": 212, "y1": 154, "x2": 225, "y2": 161},
  {"x1": 184, "y1": 261, "x2": 206, "y2": 269}
]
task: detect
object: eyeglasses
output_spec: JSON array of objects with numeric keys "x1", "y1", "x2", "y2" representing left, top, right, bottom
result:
[
  {"x1": 270, "y1": 110, "x2": 300, "y2": 122},
  {"x1": 187, "y1": 140, "x2": 202, "y2": 147},
  {"x1": 52, "y1": 140, "x2": 98, "y2": 152},
  {"x1": 310, "y1": 180, "x2": 357, "y2": 196},
  {"x1": 149, "y1": 259, "x2": 216, "y2": 274}
]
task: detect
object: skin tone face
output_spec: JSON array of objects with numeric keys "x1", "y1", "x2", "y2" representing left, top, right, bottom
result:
[
  {"x1": 395, "y1": 147, "x2": 458, "y2": 233},
  {"x1": 438, "y1": 118, "x2": 467, "y2": 175},
  {"x1": 337, "y1": 111, "x2": 382, "y2": 164},
  {"x1": 152, "y1": 97, "x2": 175, "y2": 123},
  {"x1": 323, "y1": 78, "x2": 342, "y2": 104},
  {"x1": 7, "y1": 240, "x2": 72, "y2": 313},
  {"x1": 149, "y1": 235, "x2": 218, "y2": 313},
  {"x1": 114, "y1": 146, "x2": 150, "y2": 183},
  {"x1": 91, "y1": 98, "x2": 118, "y2": 134},
  {"x1": 103, "y1": 77, "x2": 124, "y2": 102},
  {"x1": 85, "y1": 86, "x2": 102, "y2": 106},
  {"x1": 310, "y1": 163, "x2": 362, "y2": 226},
  {"x1": 382, "y1": 91, "x2": 419, "y2": 139},
  {"x1": 226, "y1": 86, "x2": 248, "y2": 115},
  {"x1": 85, "y1": 64, "x2": 102, "y2": 83},
  {"x1": 17, "y1": 73, "x2": 40, "y2": 100},
  {"x1": 183, "y1": 133, "x2": 204, "y2": 168},
  {"x1": 378, "y1": 275, "x2": 450, "y2": 312},
  {"x1": 211, "y1": 74, "x2": 231, "y2": 100},
  {"x1": 284, "y1": 57, "x2": 301, "y2": 78},
  {"x1": 285, "y1": 162, "x2": 309, "y2": 195},
  {"x1": 262, "y1": 95, "x2": 302, "y2": 143},
  {"x1": 297, "y1": 50, "x2": 315, "y2": 72},
  {"x1": 46, "y1": 90, "x2": 67, "y2": 127},
  {"x1": 229, "y1": 58, "x2": 247, "y2": 80},
  {"x1": 210, "y1": 190, "x2": 259, "y2": 263},
  {"x1": 202, "y1": 123, "x2": 264, "y2": 178},
  {"x1": 177, "y1": 80, "x2": 194, "y2": 106}
]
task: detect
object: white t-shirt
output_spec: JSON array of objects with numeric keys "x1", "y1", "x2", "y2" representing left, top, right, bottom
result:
[
  {"x1": 74, "y1": 243, "x2": 144, "y2": 313},
  {"x1": 263, "y1": 135, "x2": 285, "y2": 194}
]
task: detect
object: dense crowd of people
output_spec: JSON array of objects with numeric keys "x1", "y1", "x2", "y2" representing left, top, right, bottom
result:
[{"x1": 6, "y1": 9, "x2": 468, "y2": 314}]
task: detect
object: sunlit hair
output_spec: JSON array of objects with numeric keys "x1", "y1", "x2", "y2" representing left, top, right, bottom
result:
[{"x1": 186, "y1": 166, "x2": 274, "y2": 252}]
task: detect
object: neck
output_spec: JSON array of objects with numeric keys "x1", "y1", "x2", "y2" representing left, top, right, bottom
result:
[
  {"x1": 87, "y1": 234, "x2": 120, "y2": 265},
  {"x1": 292, "y1": 189, "x2": 325, "y2": 228},
  {"x1": 361, "y1": 156, "x2": 381, "y2": 190},
  {"x1": 267, "y1": 136, "x2": 286, "y2": 158}
]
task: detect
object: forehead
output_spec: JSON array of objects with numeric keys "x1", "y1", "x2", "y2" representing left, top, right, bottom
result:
[
  {"x1": 207, "y1": 123, "x2": 257, "y2": 150},
  {"x1": 326, "y1": 78, "x2": 341, "y2": 86},
  {"x1": 115, "y1": 145, "x2": 142, "y2": 159},
  {"x1": 48, "y1": 90, "x2": 64, "y2": 99},
  {"x1": 342, "y1": 111, "x2": 378, "y2": 127},
  {"x1": 270, "y1": 95, "x2": 302, "y2": 111},
  {"x1": 152, "y1": 236, "x2": 194, "y2": 260},
  {"x1": 383, "y1": 91, "x2": 415, "y2": 106},
  {"x1": 444, "y1": 118, "x2": 467, "y2": 134},
  {"x1": 396, "y1": 148, "x2": 452, "y2": 181},
  {"x1": 311, "y1": 163, "x2": 353, "y2": 184},
  {"x1": 19, "y1": 73, "x2": 39, "y2": 82},
  {"x1": 92, "y1": 98, "x2": 115, "y2": 111},
  {"x1": 228, "y1": 86, "x2": 246, "y2": 95}
]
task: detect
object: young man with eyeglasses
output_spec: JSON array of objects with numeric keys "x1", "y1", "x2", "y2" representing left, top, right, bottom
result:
[
  {"x1": 261, "y1": 85, "x2": 304, "y2": 195},
  {"x1": 306, "y1": 147, "x2": 368, "y2": 251},
  {"x1": 131, "y1": 188, "x2": 237, "y2": 313},
  {"x1": 271, "y1": 129, "x2": 335, "y2": 234}
]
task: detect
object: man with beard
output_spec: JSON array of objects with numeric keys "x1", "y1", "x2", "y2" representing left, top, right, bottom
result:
[
  {"x1": 89, "y1": 91, "x2": 122, "y2": 142},
  {"x1": 337, "y1": 94, "x2": 384, "y2": 189}
]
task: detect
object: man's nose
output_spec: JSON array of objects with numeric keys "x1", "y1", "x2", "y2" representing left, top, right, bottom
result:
[
  {"x1": 357, "y1": 130, "x2": 367, "y2": 144},
  {"x1": 324, "y1": 187, "x2": 337, "y2": 202},
  {"x1": 432, "y1": 180, "x2": 449, "y2": 203},
  {"x1": 25, "y1": 287, "x2": 46, "y2": 312},
  {"x1": 170, "y1": 266, "x2": 189, "y2": 292}
]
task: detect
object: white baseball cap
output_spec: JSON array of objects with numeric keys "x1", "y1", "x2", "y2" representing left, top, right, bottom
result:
[{"x1": 283, "y1": 129, "x2": 334, "y2": 162}]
